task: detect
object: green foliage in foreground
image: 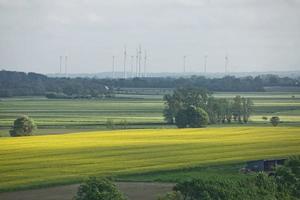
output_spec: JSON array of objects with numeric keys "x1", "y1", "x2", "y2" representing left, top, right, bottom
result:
[
  {"x1": 74, "y1": 177, "x2": 126, "y2": 200},
  {"x1": 9, "y1": 115, "x2": 36, "y2": 137},
  {"x1": 0, "y1": 127, "x2": 299, "y2": 191},
  {"x1": 164, "y1": 156, "x2": 300, "y2": 200}
]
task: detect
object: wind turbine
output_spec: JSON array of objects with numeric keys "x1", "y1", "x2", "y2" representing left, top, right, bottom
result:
[{"x1": 123, "y1": 46, "x2": 127, "y2": 79}]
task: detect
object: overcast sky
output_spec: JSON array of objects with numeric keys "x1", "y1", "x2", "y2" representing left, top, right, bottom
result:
[{"x1": 0, "y1": 0, "x2": 299, "y2": 74}]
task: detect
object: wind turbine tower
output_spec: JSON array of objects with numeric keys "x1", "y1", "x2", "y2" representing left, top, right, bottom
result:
[
  {"x1": 183, "y1": 55, "x2": 186, "y2": 73},
  {"x1": 112, "y1": 56, "x2": 115, "y2": 79},
  {"x1": 130, "y1": 55, "x2": 134, "y2": 78},
  {"x1": 59, "y1": 56, "x2": 62, "y2": 74},
  {"x1": 135, "y1": 49, "x2": 139, "y2": 77},
  {"x1": 123, "y1": 46, "x2": 127, "y2": 79},
  {"x1": 138, "y1": 45, "x2": 142, "y2": 77},
  {"x1": 65, "y1": 56, "x2": 68, "y2": 77},
  {"x1": 144, "y1": 50, "x2": 147, "y2": 77},
  {"x1": 225, "y1": 55, "x2": 229, "y2": 73},
  {"x1": 204, "y1": 55, "x2": 208, "y2": 73}
]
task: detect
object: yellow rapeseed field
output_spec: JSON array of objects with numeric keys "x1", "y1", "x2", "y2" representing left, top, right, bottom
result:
[{"x1": 0, "y1": 127, "x2": 299, "y2": 191}]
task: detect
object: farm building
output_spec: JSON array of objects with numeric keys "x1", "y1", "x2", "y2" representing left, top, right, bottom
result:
[{"x1": 245, "y1": 158, "x2": 286, "y2": 172}]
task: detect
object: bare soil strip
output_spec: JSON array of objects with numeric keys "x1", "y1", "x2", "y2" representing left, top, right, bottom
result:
[{"x1": 0, "y1": 182, "x2": 174, "y2": 200}]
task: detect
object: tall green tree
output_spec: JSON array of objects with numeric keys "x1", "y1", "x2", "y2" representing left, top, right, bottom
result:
[
  {"x1": 74, "y1": 177, "x2": 127, "y2": 200},
  {"x1": 9, "y1": 115, "x2": 36, "y2": 137},
  {"x1": 232, "y1": 96, "x2": 243, "y2": 123},
  {"x1": 242, "y1": 98, "x2": 253, "y2": 123},
  {"x1": 163, "y1": 87, "x2": 210, "y2": 124}
]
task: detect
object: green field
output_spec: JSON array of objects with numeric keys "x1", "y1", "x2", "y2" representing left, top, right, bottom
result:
[
  {"x1": 0, "y1": 127, "x2": 299, "y2": 191},
  {"x1": 1, "y1": 92, "x2": 300, "y2": 136}
]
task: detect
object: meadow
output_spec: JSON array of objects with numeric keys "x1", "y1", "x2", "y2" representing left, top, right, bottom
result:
[
  {"x1": 0, "y1": 127, "x2": 299, "y2": 191},
  {"x1": 1, "y1": 92, "x2": 300, "y2": 137}
]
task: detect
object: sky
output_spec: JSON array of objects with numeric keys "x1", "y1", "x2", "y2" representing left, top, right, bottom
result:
[{"x1": 0, "y1": 0, "x2": 300, "y2": 74}]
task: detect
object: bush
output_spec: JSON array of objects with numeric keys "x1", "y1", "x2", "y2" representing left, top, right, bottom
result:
[
  {"x1": 74, "y1": 177, "x2": 127, "y2": 200},
  {"x1": 172, "y1": 174, "x2": 278, "y2": 200},
  {"x1": 270, "y1": 116, "x2": 280, "y2": 126},
  {"x1": 9, "y1": 115, "x2": 36, "y2": 137},
  {"x1": 164, "y1": 157, "x2": 300, "y2": 200},
  {"x1": 158, "y1": 191, "x2": 183, "y2": 200},
  {"x1": 262, "y1": 116, "x2": 268, "y2": 121}
]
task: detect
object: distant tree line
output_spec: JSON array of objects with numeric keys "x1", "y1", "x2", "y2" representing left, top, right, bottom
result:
[
  {"x1": 163, "y1": 87, "x2": 253, "y2": 127},
  {"x1": 0, "y1": 70, "x2": 113, "y2": 98},
  {"x1": 1, "y1": 70, "x2": 299, "y2": 97},
  {"x1": 108, "y1": 74, "x2": 299, "y2": 91}
]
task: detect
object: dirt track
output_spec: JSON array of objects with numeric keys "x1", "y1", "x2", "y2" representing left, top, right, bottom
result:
[{"x1": 0, "y1": 182, "x2": 174, "y2": 200}]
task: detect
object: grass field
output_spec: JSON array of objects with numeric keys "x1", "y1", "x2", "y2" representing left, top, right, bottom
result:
[
  {"x1": 1, "y1": 92, "x2": 300, "y2": 133},
  {"x1": 0, "y1": 127, "x2": 299, "y2": 191}
]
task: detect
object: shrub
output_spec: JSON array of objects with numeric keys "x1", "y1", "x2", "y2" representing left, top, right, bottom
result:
[
  {"x1": 262, "y1": 116, "x2": 268, "y2": 121},
  {"x1": 173, "y1": 174, "x2": 278, "y2": 200},
  {"x1": 157, "y1": 191, "x2": 183, "y2": 200},
  {"x1": 165, "y1": 157, "x2": 300, "y2": 200},
  {"x1": 9, "y1": 115, "x2": 36, "y2": 137},
  {"x1": 270, "y1": 116, "x2": 280, "y2": 126},
  {"x1": 74, "y1": 177, "x2": 127, "y2": 200}
]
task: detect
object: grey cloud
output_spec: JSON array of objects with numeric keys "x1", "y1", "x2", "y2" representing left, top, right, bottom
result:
[{"x1": 0, "y1": 0, "x2": 299, "y2": 73}]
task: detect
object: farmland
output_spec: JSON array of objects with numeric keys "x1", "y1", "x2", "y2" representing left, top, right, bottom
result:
[
  {"x1": 1, "y1": 92, "x2": 300, "y2": 137},
  {"x1": 1, "y1": 91, "x2": 300, "y2": 195},
  {"x1": 0, "y1": 127, "x2": 300, "y2": 191},
  {"x1": 0, "y1": 92, "x2": 300, "y2": 134}
]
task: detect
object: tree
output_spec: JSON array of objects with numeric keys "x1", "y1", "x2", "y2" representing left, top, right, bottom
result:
[
  {"x1": 232, "y1": 96, "x2": 243, "y2": 123},
  {"x1": 164, "y1": 87, "x2": 210, "y2": 124},
  {"x1": 163, "y1": 94, "x2": 179, "y2": 124},
  {"x1": 275, "y1": 156, "x2": 300, "y2": 199},
  {"x1": 74, "y1": 177, "x2": 127, "y2": 200},
  {"x1": 187, "y1": 106, "x2": 209, "y2": 128},
  {"x1": 106, "y1": 119, "x2": 115, "y2": 129},
  {"x1": 9, "y1": 115, "x2": 36, "y2": 137},
  {"x1": 175, "y1": 106, "x2": 208, "y2": 128},
  {"x1": 270, "y1": 116, "x2": 280, "y2": 126},
  {"x1": 160, "y1": 157, "x2": 300, "y2": 200},
  {"x1": 175, "y1": 109, "x2": 189, "y2": 128},
  {"x1": 242, "y1": 98, "x2": 253, "y2": 123},
  {"x1": 163, "y1": 87, "x2": 210, "y2": 124}
]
